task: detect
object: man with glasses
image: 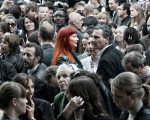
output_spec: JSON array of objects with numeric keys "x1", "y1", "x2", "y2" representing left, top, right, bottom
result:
[{"x1": 93, "y1": 24, "x2": 124, "y2": 89}]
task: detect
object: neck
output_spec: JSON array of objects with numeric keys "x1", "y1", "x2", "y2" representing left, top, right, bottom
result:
[
  {"x1": 4, "y1": 108, "x2": 19, "y2": 120},
  {"x1": 27, "y1": 31, "x2": 33, "y2": 37},
  {"x1": 116, "y1": 41, "x2": 125, "y2": 48},
  {"x1": 41, "y1": 41, "x2": 52, "y2": 45},
  {"x1": 91, "y1": 52, "x2": 98, "y2": 62},
  {"x1": 122, "y1": 14, "x2": 128, "y2": 19},
  {"x1": 129, "y1": 99, "x2": 143, "y2": 117}
]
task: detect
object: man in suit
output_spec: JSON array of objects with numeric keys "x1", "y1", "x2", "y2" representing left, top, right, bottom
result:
[
  {"x1": 93, "y1": 24, "x2": 124, "y2": 88},
  {"x1": 108, "y1": 0, "x2": 121, "y2": 25},
  {"x1": 39, "y1": 19, "x2": 55, "y2": 66}
]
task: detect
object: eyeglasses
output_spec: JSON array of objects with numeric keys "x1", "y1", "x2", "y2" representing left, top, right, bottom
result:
[{"x1": 7, "y1": 23, "x2": 16, "y2": 27}]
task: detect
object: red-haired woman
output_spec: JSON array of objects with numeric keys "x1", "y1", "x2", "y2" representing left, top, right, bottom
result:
[{"x1": 52, "y1": 26, "x2": 83, "y2": 69}]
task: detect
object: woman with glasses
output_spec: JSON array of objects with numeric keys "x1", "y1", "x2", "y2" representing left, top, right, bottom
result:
[
  {"x1": 2, "y1": 14, "x2": 22, "y2": 35},
  {"x1": 0, "y1": 82, "x2": 28, "y2": 120}
]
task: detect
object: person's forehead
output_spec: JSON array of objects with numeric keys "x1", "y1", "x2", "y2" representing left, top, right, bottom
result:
[{"x1": 93, "y1": 29, "x2": 103, "y2": 34}]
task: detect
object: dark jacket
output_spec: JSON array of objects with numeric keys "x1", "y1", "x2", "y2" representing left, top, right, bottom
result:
[
  {"x1": 41, "y1": 44, "x2": 54, "y2": 66},
  {"x1": 140, "y1": 35, "x2": 150, "y2": 51},
  {"x1": 22, "y1": 63, "x2": 47, "y2": 100},
  {"x1": 119, "y1": 106, "x2": 150, "y2": 120},
  {"x1": 0, "y1": 59, "x2": 17, "y2": 83},
  {"x1": 119, "y1": 15, "x2": 131, "y2": 27},
  {"x1": 96, "y1": 45, "x2": 124, "y2": 88},
  {"x1": 2, "y1": 52, "x2": 24, "y2": 73},
  {"x1": 1, "y1": 114, "x2": 13, "y2": 120},
  {"x1": 20, "y1": 98, "x2": 55, "y2": 120},
  {"x1": 52, "y1": 92, "x2": 68, "y2": 118},
  {"x1": 98, "y1": 79, "x2": 121, "y2": 119}
]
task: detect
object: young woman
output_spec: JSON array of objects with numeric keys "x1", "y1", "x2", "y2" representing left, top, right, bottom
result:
[
  {"x1": 0, "y1": 33, "x2": 24, "y2": 72},
  {"x1": 21, "y1": 15, "x2": 38, "y2": 43},
  {"x1": 111, "y1": 72, "x2": 150, "y2": 120},
  {"x1": 130, "y1": 3, "x2": 145, "y2": 34},
  {"x1": 0, "y1": 82, "x2": 28, "y2": 120},
  {"x1": 13, "y1": 73, "x2": 55, "y2": 120},
  {"x1": 52, "y1": 26, "x2": 83, "y2": 68},
  {"x1": 58, "y1": 76, "x2": 112, "y2": 120}
]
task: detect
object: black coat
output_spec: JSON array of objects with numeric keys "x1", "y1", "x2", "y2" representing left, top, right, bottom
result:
[
  {"x1": 41, "y1": 44, "x2": 54, "y2": 67},
  {"x1": 2, "y1": 52, "x2": 24, "y2": 73},
  {"x1": 0, "y1": 59, "x2": 17, "y2": 83},
  {"x1": 20, "y1": 98, "x2": 55, "y2": 120},
  {"x1": 119, "y1": 106, "x2": 150, "y2": 120},
  {"x1": 96, "y1": 45, "x2": 124, "y2": 88}
]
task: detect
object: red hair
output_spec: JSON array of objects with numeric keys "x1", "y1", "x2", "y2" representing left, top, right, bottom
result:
[{"x1": 52, "y1": 26, "x2": 77, "y2": 65}]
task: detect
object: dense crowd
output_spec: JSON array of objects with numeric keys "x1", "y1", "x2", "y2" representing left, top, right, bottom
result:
[{"x1": 1, "y1": 0, "x2": 150, "y2": 120}]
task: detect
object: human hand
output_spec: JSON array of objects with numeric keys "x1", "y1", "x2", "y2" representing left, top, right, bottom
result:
[
  {"x1": 63, "y1": 96, "x2": 84, "y2": 119},
  {"x1": 26, "y1": 99, "x2": 35, "y2": 120}
]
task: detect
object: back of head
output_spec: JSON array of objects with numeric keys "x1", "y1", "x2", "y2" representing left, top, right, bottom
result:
[
  {"x1": 39, "y1": 19, "x2": 55, "y2": 42},
  {"x1": 123, "y1": 27, "x2": 140, "y2": 45},
  {"x1": 122, "y1": 51, "x2": 146, "y2": 69},
  {"x1": 111, "y1": 72, "x2": 143, "y2": 99},
  {"x1": 0, "y1": 82, "x2": 26, "y2": 110},
  {"x1": 67, "y1": 76, "x2": 105, "y2": 117},
  {"x1": 13, "y1": 73, "x2": 34, "y2": 88}
]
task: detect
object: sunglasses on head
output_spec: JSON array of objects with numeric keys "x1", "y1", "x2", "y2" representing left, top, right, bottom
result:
[{"x1": 7, "y1": 23, "x2": 16, "y2": 27}]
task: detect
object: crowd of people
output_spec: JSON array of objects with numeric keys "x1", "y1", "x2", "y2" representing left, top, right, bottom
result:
[{"x1": 1, "y1": 0, "x2": 150, "y2": 120}]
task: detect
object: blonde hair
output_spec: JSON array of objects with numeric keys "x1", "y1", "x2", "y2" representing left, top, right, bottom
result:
[
  {"x1": 96, "y1": 12, "x2": 110, "y2": 23},
  {"x1": 111, "y1": 72, "x2": 144, "y2": 98}
]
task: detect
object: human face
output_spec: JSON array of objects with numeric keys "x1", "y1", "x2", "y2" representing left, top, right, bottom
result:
[
  {"x1": 98, "y1": 15, "x2": 107, "y2": 24},
  {"x1": 5, "y1": 18, "x2": 16, "y2": 33},
  {"x1": 111, "y1": 86, "x2": 134, "y2": 110},
  {"x1": 86, "y1": 37, "x2": 96, "y2": 56},
  {"x1": 93, "y1": 9, "x2": 99, "y2": 16},
  {"x1": 92, "y1": 29, "x2": 108, "y2": 50},
  {"x1": 26, "y1": 79, "x2": 34, "y2": 99},
  {"x1": 23, "y1": 47, "x2": 37, "y2": 69},
  {"x1": 38, "y1": 7, "x2": 50, "y2": 21},
  {"x1": 115, "y1": 27, "x2": 125, "y2": 42},
  {"x1": 117, "y1": 5, "x2": 125, "y2": 17},
  {"x1": 24, "y1": 17, "x2": 35, "y2": 32},
  {"x1": 122, "y1": 63, "x2": 142, "y2": 76},
  {"x1": 69, "y1": 33, "x2": 79, "y2": 49},
  {"x1": 15, "y1": 97, "x2": 28, "y2": 115},
  {"x1": 75, "y1": 5, "x2": 85, "y2": 15},
  {"x1": 82, "y1": 33, "x2": 89, "y2": 49},
  {"x1": 27, "y1": 9, "x2": 37, "y2": 18},
  {"x1": 53, "y1": 10, "x2": 66, "y2": 27},
  {"x1": 109, "y1": 0, "x2": 118, "y2": 11},
  {"x1": 130, "y1": 6, "x2": 139, "y2": 18},
  {"x1": 57, "y1": 71, "x2": 70, "y2": 91},
  {"x1": 147, "y1": 17, "x2": 150, "y2": 34},
  {"x1": 0, "y1": 38, "x2": 11, "y2": 54},
  {"x1": 74, "y1": 15, "x2": 83, "y2": 30}
]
